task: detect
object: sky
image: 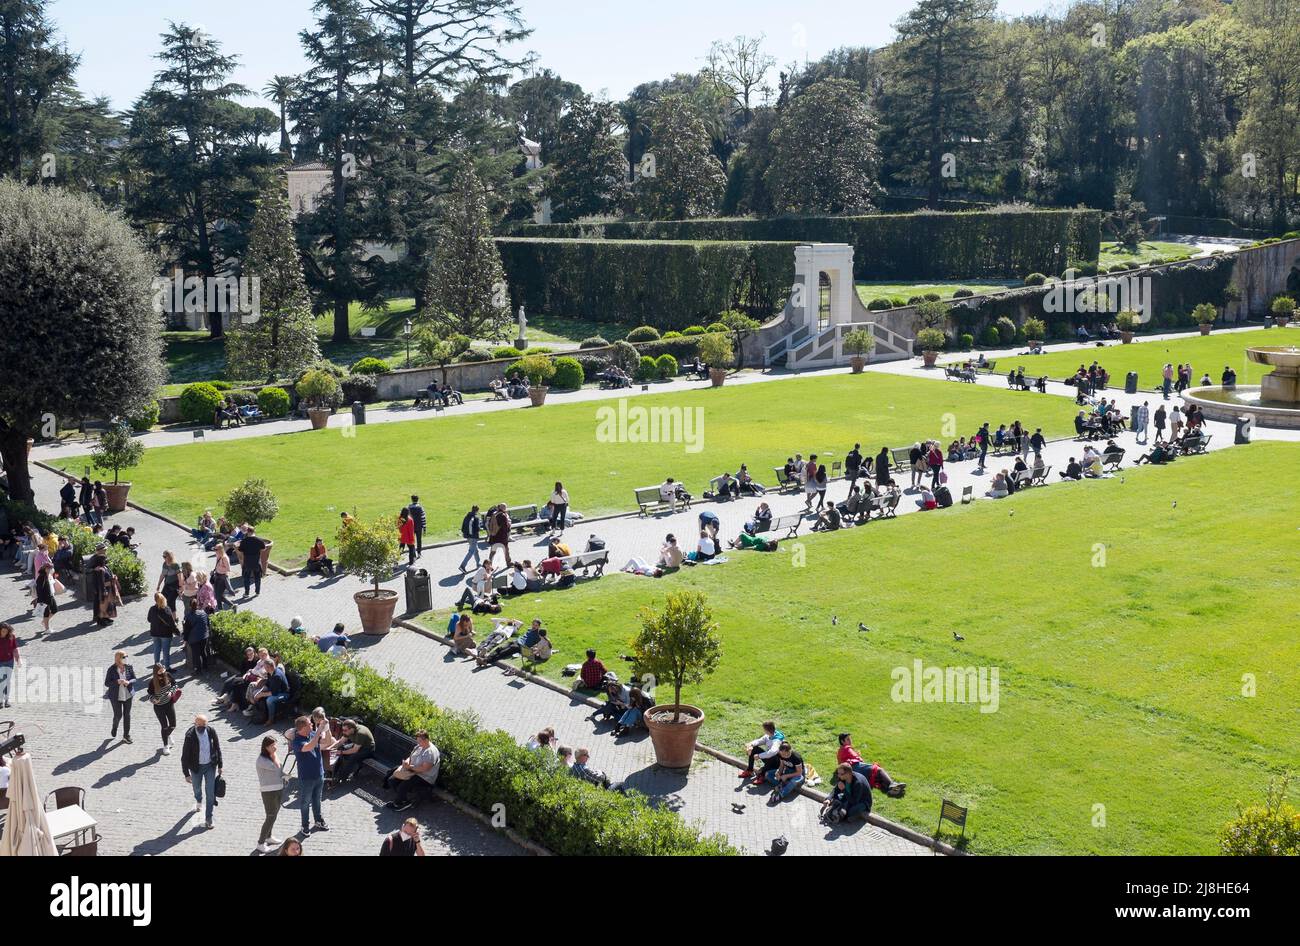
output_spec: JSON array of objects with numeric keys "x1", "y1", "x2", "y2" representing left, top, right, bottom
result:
[{"x1": 53, "y1": 0, "x2": 1048, "y2": 112}]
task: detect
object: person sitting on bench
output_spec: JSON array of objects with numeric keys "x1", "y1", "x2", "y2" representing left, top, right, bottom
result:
[
  {"x1": 659, "y1": 477, "x2": 689, "y2": 511},
  {"x1": 439, "y1": 383, "x2": 462, "y2": 406},
  {"x1": 489, "y1": 377, "x2": 508, "y2": 401},
  {"x1": 383, "y1": 730, "x2": 440, "y2": 811},
  {"x1": 214, "y1": 401, "x2": 241, "y2": 428},
  {"x1": 307, "y1": 537, "x2": 335, "y2": 576},
  {"x1": 1077, "y1": 325, "x2": 1091, "y2": 342},
  {"x1": 1081, "y1": 445, "x2": 1104, "y2": 478},
  {"x1": 836, "y1": 485, "x2": 866, "y2": 522},
  {"x1": 749, "y1": 502, "x2": 773, "y2": 535},
  {"x1": 330, "y1": 719, "x2": 374, "y2": 785}
]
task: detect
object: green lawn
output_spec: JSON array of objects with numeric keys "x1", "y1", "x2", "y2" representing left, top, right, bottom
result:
[
  {"x1": 58, "y1": 373, "x2": 1082, "y2": 563},
  {"x1": 855, "y1": 280, "x2": 1020, "y2": 307},
  {"x1": 1098, "y1": 240, "x2": 1197, "y2": 268},
  {"x1": 426, "y1": 442, "x2": 1298, "y2": 855},
  {"x1": 970, "y1": 328, "x2": 1292, "y2": 389}
]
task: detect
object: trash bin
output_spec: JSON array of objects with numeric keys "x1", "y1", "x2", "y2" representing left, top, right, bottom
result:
[
  {"x1": 1130, "y1": 404, "x2": 1141, "y2": 429},
  {"x1": 1235, "y1": 415, "x2": 1253, "y2": 445},
  {"x1": 405, "y1": 567, "x2": 431, "y2": 613},
  {"x1": 1124, "y1": 371, "x2": 1139, "y2": 395},
  {"x1": 351, "y1": 401, "x2": 366, "y2": 425},
  {"x1": 78, "y1": 553, "x2": 97, "y2": 600}
]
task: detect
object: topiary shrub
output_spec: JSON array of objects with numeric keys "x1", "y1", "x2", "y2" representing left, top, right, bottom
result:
[
  {"x1": 906, "y1": 295, "x2": 924, "y2": 305},
  {"x1": 923, "y1": 292, "x2": 942, "y2": 302},
  {"x1": 515, "y1": 353, "x2": 556, "y2": 388},
  {"x1": 257, "y1": 386, "x2": 290, "y2": 418},
  {"x1": 661, "y1": 330, "x2": 683, "y2": 339},
  {"x1": 1024, "y1": 272, "x2": 1047, "y2": 286},
  {"x1": 349, "y1": 356, "x2": 392, "y2": 375},
  {"x1": 297, "y1": 360, "x2": 347, "y2": 382},
  {"x1": 916, "y1": 328, "x2": 946, "y2": 351},
  {"x1": 681, "y1": 325, "x2": 706, "y2": 336},
  {"x1": 579, "y1": 336, "x2": 609, "y2": 349},
  {"x1": 1071, "y1": 261, "x2": 1099, "y2": 277},
  {"x1": 980, "y1": 325, "x2": 1001, "y2": 346},
  {"x1": 655, "y1": 353, "x2": 678, "y2": 379},
  {"x1": 995, "y1": 317, "x2": 1017, "y2": 343},
  {"x1": 106, "y1": 543, "x2": 146, "y2": 597},
  {"x1": 551, "y1": 356, "x2": 584, "y2": 390},
  {"x1": 635, "y1": 355, "x2": 659, "y2": 381},
  {"x1": 457, "y1": 348, "x2": 491, "y2": 363},
  {"x1": 297, "y1": 369, "x2": 342, "y2": 409},
  {"x1": 953, "y1": 288, "x2": 974, "y2": 298},
  {"x1": 626, "y1": 326, "x2": 661, "y2": 343},
  {"x1": 340, "y1": 374, "x2": 379, "y2": 404},
  {"x1": 1108, "y1": 263, "x2": 1131, "y2": 273},
  {"x1": 706, "y1": 322, "x2": 727, "y2": 334},
  {"x1": 447, "y1": 334, "x2": 473, "y2": 356},
  {"x1": 1022, "y1": 317, "x2": 1047, "y2": 341},
  {"x1": 179, "y1": 382, "x2": 224, "y2": 425},
  {"x1": 492, "y1": 346, "x2": 524, "y2": 360},
  {"x1": 610, "y1": 341, "x2": 639, "y2": 371},
  {"x1": 227, "y1": 390, "x2": 256, "y2": 407},
  {"x1": 959, "y1": 333, "x2": 974, "y2": 349},
  {"x1": 867, "y1": 298, "x2": 893, "y2": 311},
  {"x1": 127, "y1": 401, "x2": 160, "y2": 432}
]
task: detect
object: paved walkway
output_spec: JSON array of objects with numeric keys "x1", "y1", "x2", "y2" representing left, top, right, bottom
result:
[{"x1": 16, "y1": 325, "x2": 1299, "y2": 857}]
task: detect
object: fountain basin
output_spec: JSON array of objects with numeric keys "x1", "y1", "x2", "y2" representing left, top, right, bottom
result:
[
  {"x1": 1184, "y1": 385, "x2": 1300, "y2": 429},
  {"x1": 1246, "y1": 347, "x2": 1300, "y2": 403}
]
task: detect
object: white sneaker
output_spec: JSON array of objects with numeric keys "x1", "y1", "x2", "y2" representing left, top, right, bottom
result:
[
  {"x1": 162, "y1": 745, "x2": 172, "y2": 755},
  {"x1": 194, "y1": 802, "x2": 202, "y2": 813},
  {"x1": 266, "y1": 836, "x2": 283, "y2": 846},
  {"x1": 256, "y1": 842, "x2": 273, "y2": 853}
]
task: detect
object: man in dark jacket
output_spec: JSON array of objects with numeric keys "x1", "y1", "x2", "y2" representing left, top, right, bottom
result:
[
  {"x1": 180, "y1": 714, "x2": 223, "y2": 829},
  {"x1": 821, "y1": 763, "x2": 872, "y2": 824},
  {"x1": 459, "y1": 505, "x2": 481, "y2": 572},
  {"x1": 183, "y1": 598, "x2": 211, "y2": 673},
  {"x1": 408, "y1": 495, "x2": 426, "y2": 554},
  {"x1": 237, "y1": 528, "x2": 267, "y2": 597}
]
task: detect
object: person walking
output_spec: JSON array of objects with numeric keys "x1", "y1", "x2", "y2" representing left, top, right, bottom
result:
[
  {"x1": 379, "y1": 818, "x2": 426, "y2": 856},
  {"x1": 1135, "y1": 401, "x2": 1150, "y2": 444},
  {"x1": 104, "y1": 651, "x2": 137, "y2": 744},
  {"x1": 211, "y1": 544, "x2": 234, "y2": 611},
  {"x1": 255, "y1": 736, "x2": 286, "y2": 853},
  {"x1": 0, "y1": 622, "x2": 20, "y2": 708},
  {"x1": 290, "y1": 714, "x2": 328, "y2": 836},
  {"x1": 156, "y1": 551, "x2": 182, "y2": 613},
  {"x1": 238, "y1": 528, "x2": 267, "y2": 597},
  {"x1": 398, "y1": 508, "x2": 417, "y2": 566},
  {"x1": 845, "y1": 444, "x2": 863, "y2": 488},
  {"x1": 875, "y1": 447, "x2": 892, "y2": 487},
  {"x1": 90, "y1": 481, "x2": 107, "y2": 528},
  {"x1": 78, "y1": 476, "x2": 94, "y2": 525},
  {"x1": 148, "y1": 592, "x2": 179, "y2": 672},
  {"x1": 487, "y1": 504, "x2": 512, "y2": 568},
  {"x1": 926, "y1": 441, "x2": 944, "y2": 490},
  {"x1": 181, "y1": 715, "x2": 222, "y2": 829},
  {"x1": 90, "y1": 549, "x2": 120, "y2": 627},
  {"x1": 549, "y1": 481, "x2": 569, "y2": 536},
  {"x1": 1154, "y1": 403, "x2": 1167, "y2": 441},
  {"x1": 145, "y1": 664, "x2": 179, "y2": 755},
  {"x1": 1161, "y1": 363, "x2": 1173, "y2": 400},
  {"x1": 408, "y1": 495, "x2": 426, "y2": 554},
  {"x1": 183, "y1": 597, "x2": 211, "y2": 674},
  {"x1": 459, "y1": 505, "x2": 482, "y2": 573},
  {"x1": 33, "y1": 563, "x2": 58, "y2": 634}
]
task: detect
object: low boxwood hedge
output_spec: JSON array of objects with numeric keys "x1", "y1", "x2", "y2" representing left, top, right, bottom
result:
[
  {"x1": 179, "y1": 382, "x2": 223, "y2": 425},
  {"x1": 257, "y1": 386, "x2": 291, "y2": 418},
  {"x1": 208, "y1": 611, "x2": 733, "y2": 856}
]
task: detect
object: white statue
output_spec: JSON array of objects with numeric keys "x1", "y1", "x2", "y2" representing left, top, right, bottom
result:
[{"x1": 516, "y1": 305, "x2": 527, "y2": 339}]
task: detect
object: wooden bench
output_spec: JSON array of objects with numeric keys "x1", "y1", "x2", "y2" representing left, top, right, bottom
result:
[
  {"x1": 1179, "y1": 433, "x2": 1212, "y2": 455},
  {"x1": 1102, "y1": 449, "x2": 1125, "y2": 471},
  {"x1": 764, "y1": 513, "x2": 802, "y2": 540},
  {"x1": 1031, "y1": 465, "x2": 1052, "y2": 486},
  {"x1": 771, "y1": 467, "x2": 800, "y2": 492},
  {"x1": 975, "y1": 359, "x2": 997, "y2": 375},
  {"x1": 562, "y1": 549, "x2": 610, "y2": 577},
  {"x1": 78, "y1": 419, "x2": 111, "y2": 441},
  {"x1": 635, "y1": 486, "x2": 688, "y2": 516},
  {"x1": 889, "y1": 447, "x2": 912, "y2": 473},
  {"x1": 480, "y1": 504, "x2": 545, "y2": 535},
  {"x1": 944, "y1": 366, "x2": 976, "y2": 383}
]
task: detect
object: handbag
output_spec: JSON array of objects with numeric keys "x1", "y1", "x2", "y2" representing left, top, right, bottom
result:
[
  {"x1": 170, "y1": 687, "x2": 184, "y2": 704},
  {"x1": 214, "y1": 775, "x2": 227, "y2": 798},
  {"x1": 52, "y1": 578, "x2": 66, "y2": 596}
]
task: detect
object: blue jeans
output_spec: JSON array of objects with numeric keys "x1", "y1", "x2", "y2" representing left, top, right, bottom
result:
[
  {"x1": 459, "y1": 540, "x2": 481, "y2": 571},
  {"x1": 264, "y1": 692, "x2": 284, "y2": 723},
  {"x1": 298, "y1": 776, "x2": 324, "y2": 830},
  {"x1": 191, "y1": 763, "x2": 217, "y2": 822},
  {"x1": 765, "y1": 771, "x2": 804, "y2": 798},
  {"x1": 0, "y1": 660, "x2": 12, "y2": 703},
  {"x1": 151, "y1": 636, "x2": 174, "y2": 671}
]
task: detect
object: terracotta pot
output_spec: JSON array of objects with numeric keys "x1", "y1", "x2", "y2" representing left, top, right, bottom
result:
[
  {"x1": 308, "y1": 408, "x2": 331, "y2": 430},
  {"x1": 528, "y1": 385, "x2": 548, "y2": 407},
  {"x1": 355, "y1": 588, "x2": 398, "y2": 635},
  {"x1": 1278, "y1": 317, "x2": 1291, "y2": 328},
  {"x1": 922, "y1": 350, "x2": 939, "y2": 367},
  {"x1": 1120, "y1": 331, "x2": 1134, "y2": 344},
  {"x1": 709, "y1": 368, "x2": 727, "y2": 387},
  {"x1": 103, "y1": 482, "x2": 131, "y2": 513},
  {"x1": 643, "y1": 703, "x2": 705, "y2": 769},
  {"x1": 1199, "y1": 323, "x2": 1212, "y2": 336},
  {"x1": 849, "y1": 356, "x2": 866, "y2": 374},
  {"x1": 259, "y1": 541, "x2": 274, "y2": 571}
]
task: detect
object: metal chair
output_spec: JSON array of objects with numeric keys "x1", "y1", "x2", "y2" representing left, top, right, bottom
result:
[
  {"x1": 934, "y1": 798, "x2": 968, "y2": 852},
  {"x1": 45, "y1": 786, "x2": 86, "y2": 812},
  {"x1": 61, "y1": 833, "x2": 100, "y2": 856}
]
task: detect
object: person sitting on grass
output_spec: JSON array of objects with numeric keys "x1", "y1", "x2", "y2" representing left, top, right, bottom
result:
[
  {"x1": 456, "y1": 561, "x2": 494, "y2": 610},
  {"x1": 686, "y1": 529, "x2": 717, "y2": 563},
  {"x1": 821, "y1": 764, "x2": 873, "y2": 825},
  {"x1": 576, "y1": 649, "x2": 607, "y2": 690},
  {"x1": 1081, "y1": 446, "x2": 1104, "y2": 478},
  {"x1": 1060, "y1": 457, "x2": 1084, "y2": 480},
  {"x1": 307, "y1": 538, "x2": 335, "y2": 576},
  {"x1": 658, "y1": 534, "x2": 684, "y2": 570},
  {"x1": 765, "y1": 742, "x2": 806, "y2": 801},
  {"x1": 382, "y1": 730, "x2": 440, "y2": 812},
  {"x1": 738, "y1": 721, "x2": 784, "y2": 782},
  {"x1": 916, "y1": 486, "x2": 938, "y2": 510},
  {"x1": 986, "y1": 472, "x2": 1010, "y2": 499},
  {"x1": 448, "y1": 612, "x2": 476, "y2": 655},
  {"x1": 812, "y1": 503, "x2": 843, "y2": 530},
  {"x1": 736, "y1": 464, "x2": 766, "y2": 495},
  {"x1": 837, "y1": 733, "x2": 906, "y2": 797},
  {"x1": 1134, "y1": 442, "x2": 1175, "y2": 466}
]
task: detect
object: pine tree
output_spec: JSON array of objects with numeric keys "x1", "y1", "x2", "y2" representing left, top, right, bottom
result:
[
  {"x1": 225, "y1": 183, "x2": 322, "y2": 382},
  {"x1": 0, "y1": 0, "x2": 77, "y2": 179},
  {"x1": 420, "y1": 160, "x2": 509, "y2": 339}
]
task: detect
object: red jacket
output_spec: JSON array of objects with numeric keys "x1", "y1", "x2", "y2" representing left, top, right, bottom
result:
[
  {"x1": 399, "y1": 519, "x2": 416, "y2": 545},
  {"x1": 0, "y1": 634, "x2": 18, "y2": 663}
]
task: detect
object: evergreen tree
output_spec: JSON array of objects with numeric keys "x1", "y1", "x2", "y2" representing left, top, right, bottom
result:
[
  {"x1": 547, "y1": 95, "x2": 627, "y2": 222},
  {"x1": 225, "y1": 183, "x2": 322, "y2": 382},
  {"x1": 765, "y1": 78, "x2": 882, "y2": 215},
  {"x1": 633, "y1": 94, "x2": 726, "y2": 219},
  {"x1": 419, "y1": 159, "x2": 509, "y2": 339},
  {"x1": 263, "y1": 75, "x2": 298, "y2": 156},
  {"x1": 0, "y1": 0, "x2": 77, "y2": 179}
]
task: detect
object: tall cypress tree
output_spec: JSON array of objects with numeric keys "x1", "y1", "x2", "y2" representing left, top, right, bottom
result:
[{"x1": 225, "y1": 183, "x2": 321, "y2": 383}]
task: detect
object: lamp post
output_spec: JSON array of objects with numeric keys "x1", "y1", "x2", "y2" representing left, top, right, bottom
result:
[{"x1": 403, "y1": 318, "x2": 412, "y2": 369}]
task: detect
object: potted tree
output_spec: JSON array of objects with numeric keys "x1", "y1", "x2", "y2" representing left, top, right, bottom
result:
[
  {"x1": 842, "y1": 329, "x2": 875, "y2": 373},
  {"x1": 297, "y1": 369, "x2": 340, "y2": 429},
  {"x1": 90, "y1": 424, "x2": 144, "y2": 512},
  {"x1": 1194, "y1": 302, "x2": 1217, "y2": 336},
  {"x1": 1022, "y1": 317, "x2": 1047, "y2": 349},
  {"x1": 633, "y1": 591, "x2": 721, "y2": 769},
  {"x1": 1116, "y1": 310, "x2": 1138, "y2": 344},
  {"x1": 1271, "y1": 295, "x2": 1295, "y2": 328},
  {"x1": 916, "y1": 328, "x2": 947, "y2": 367},
  {"x1": 697, "y1": 332, "x2": 733, "y2": 387},
  {"x1": 224, "y1": 478, "x2": 279, "y2": 570},
  {"x1": 336, "y1": 514, "x2": 401, "y2": 634},
  {"x1": 514, "y1": 353, "x2": 556, "y2": 406}
]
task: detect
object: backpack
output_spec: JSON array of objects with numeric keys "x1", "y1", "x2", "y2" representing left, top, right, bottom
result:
[
  {"x1": 935, "y1": 486, "x2": 953, "y2": 508},
  {"x1": 585, "y1": 536, "x2": 606, "y2": 552}
]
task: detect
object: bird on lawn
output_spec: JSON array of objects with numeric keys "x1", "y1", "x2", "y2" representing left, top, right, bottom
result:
[
  {"x1": 858, "y1": 623, "x2": 871, "y2": 633},
  {"x1": 953, "y1": 631, "x2": 965, "y2": 642},
  {"x1": 832, "y1": 615, "x2": 838, "y2": 626}
]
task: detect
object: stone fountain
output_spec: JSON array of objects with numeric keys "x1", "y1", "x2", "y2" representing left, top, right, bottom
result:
[{"x1": 1185, "y1": 345, "x2": 1300, "y2": 430}]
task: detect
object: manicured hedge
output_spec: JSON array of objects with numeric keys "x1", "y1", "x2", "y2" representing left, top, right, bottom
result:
[
  {"x1": 497, "y1": 237, "x2": 797, "y2": 331},
  {"x1": 208, "y1": 611, "x2": 734, "y2": 856},
  {"x1": 550, "y1": 356, "x2": 584, "y2": 390},
  {"x1": 179, "y1": 382, "x2": 223, "y2": 425},
  {"x1": 257, "y1": 386, "x2": 290, "y2": 418},
  {"x1": 506, "y1": 209, "x2": 1100, "y2": 281}
]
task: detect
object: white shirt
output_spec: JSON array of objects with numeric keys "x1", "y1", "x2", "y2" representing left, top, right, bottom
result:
[
  {"x1": 551, "y1": 490, "x2": 568, "y2": 505},
  {"x1": 659, "y1": 482, "x2": 675, "y2": 501},
  {"x1": 698, "y1": 537, "x2": 716, "y2": 556}
]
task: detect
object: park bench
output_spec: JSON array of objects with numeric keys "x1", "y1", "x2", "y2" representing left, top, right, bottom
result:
[
  {"x1": 634, "y1": 485, "x2": 689, "y2": 516},
  {"x1": 975, "y1": 360, "x2": 997, "y2": 375},
  {"x1": 1006, "y1": 374, "x2": 1034, "y2": 391},
  {"x1": 889, "y1": 447, "x2": 912, "y2": 473},
  {"x1": 944, "y1": 366, "x2": 975, "y2": 383},
  {"x1": 1031, "y1": 465, "x2": 1052, "y2": 486},
  {"x1": 358, "y1": 724, "x2": 437, "y2": 803},
  {"x1": 480, "y1": 504, "x2": 547, "y2": 535},
  {"x1": 771, "y1": 467, "x2": 800, "y2": 492},
  {"x1": 561, "y1": 549, "x2": 610, "y2": 577},
  {"x1": 763, "y1": 513, "x2": 802, "y2": 540},
  {"x1": 1179, "y1": 432, "x2": 1212, "y2": 455},
  {"x1": 1012, "y1": 468, "x2": 1035, "y2": 490},
  {"x1": 992, "y1": 435, "x2": 1022, "y2": 456},
  {"x1": 877, "y1": 492, "x2": 901, "y2": 519},
  {"x1": 1102, "y1": 449, "x2": 1125, "y2": 471},
  {"x1": 78, "y1": 418, "x2": 112, "y2": 441}
]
